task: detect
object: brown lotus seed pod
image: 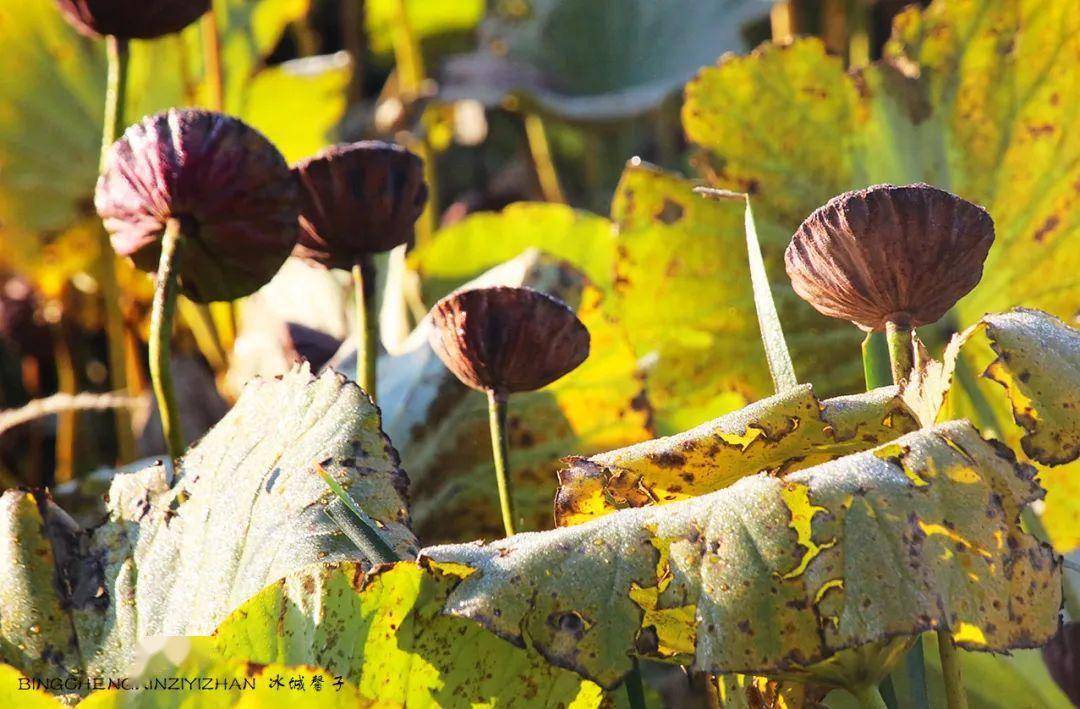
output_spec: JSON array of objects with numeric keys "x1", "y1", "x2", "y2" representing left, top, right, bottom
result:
[
  {"x1": 784, "y1": 183, "x2": 994, "y2": 331},
  {"x1": 1043, "y1": 622, "x2": 1080, "y2": 706},
  {"x1": 55, "y1": 0, "x2": 209, "y2": 40},
  {"x1": 428, "y1": 286, "x2": 590, "y2": 395},
  {"x1": 292, "y1": 141, "x2": 428, "y2": 269},
  {"x1": 95, "y1": 108, "x2": 300, "y2": 303}
]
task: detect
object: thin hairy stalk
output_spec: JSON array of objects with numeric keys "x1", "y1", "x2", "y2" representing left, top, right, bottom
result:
[
  {"x1": 885, "y1": 321, "x2": 913, "y2": 383},
  {"x1": 0, "y1": 391, "x2": 141, "y2": 438},
  {"x1": 352, "y1": 258, "x2": 378, "y2": 400},
  {"x1": 100, "y1": 34, "x2": 136, "y2": 463},
  {"x1": 486, "y1": 390, "x2": 517, "y2": 536},
  {"x1": 149, "y1": 219, "x2": 186, "y2": 465}
]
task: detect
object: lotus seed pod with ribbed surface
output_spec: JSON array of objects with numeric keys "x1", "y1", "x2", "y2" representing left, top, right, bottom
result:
[
  {"x1": 785, "y1": 183, "x2": 994, "y2": 331},
  {"x1": 428, "y1": 286, "x2": 590, "y2": 395},
  {"x1": 292, "y1": 141, "x2": 428, "y2": 269},
  {"x1": 95, "y1": 109, "x2": 300, "y2": 302},
  {"x1": 55, "y1": 0, "x2": 209, "y2": 40}
]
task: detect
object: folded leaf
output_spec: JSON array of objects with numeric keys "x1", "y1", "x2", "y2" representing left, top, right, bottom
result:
[
  {"x1": 424, "y1": 422, "x2": 1059, "y2": 689},
  {"x1": 905, "y1": 308, "x2": 1079, "y2": 467},
  {"x1": 555, "y1": 384, "x2": 918, "y2": 526},
  {"x1": 213, "y1": 561, "x2": 604, "y2": 707},
  {"x1": 0, "y1": 365, "x2": 414, "y2": 688}
]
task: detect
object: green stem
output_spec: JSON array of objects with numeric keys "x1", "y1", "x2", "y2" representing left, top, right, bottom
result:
[
  {"x1": 100, "y1": 34, "x2": 136, "y2": 464},
  {"x1": 885, "y1": 321, "x2": 913, "y2": 383},
  {"x1": 523, "y1": 113, "x2": 565, "y2": 204},
  {"x1": 851, "y1": 684, "x2": 889, "y2": 709},
  {"x1": 862, "y1": 332, "x2": 892, "y2": 389},
  {"x1": 149, "y1": 219, "x2": 186, "y2": 466},
  {"x1": 624, "y1": 659, "x2": 647, "y2": 709},
  {"x1": 868, "y1": 328, "x2": 930, "y2": 709},
  {"x1": 937, "y1": 631, "x2": 969, "y2": 709},
  {"x1": 486, "y1": 389, "x2": 517, "y2": 537},
  {"x1": 202, "y1": 3, "x2": 224, "y2": 110},
  {"x1": 352, "y1": 258, "x2": 378, "y2": 400}
]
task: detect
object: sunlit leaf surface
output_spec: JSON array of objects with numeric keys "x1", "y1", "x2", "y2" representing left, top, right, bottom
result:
[
  {"x1": 424, "y1": 422, "x2": 1059, "y2": 689},
  {"x1": 0, "y1": 366, "x2": 414, "y2": 686},
  {"x1": 555, "y1": 384, "x2": 919, "y2": 526},
  {"x1": 213, "y1": 561, "x2": 604, "y2": 707}
]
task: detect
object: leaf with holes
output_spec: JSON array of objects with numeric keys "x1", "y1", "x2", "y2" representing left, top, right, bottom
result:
[{"x1": 422, "y1": 422, "x2": 1059, "y2": 691}]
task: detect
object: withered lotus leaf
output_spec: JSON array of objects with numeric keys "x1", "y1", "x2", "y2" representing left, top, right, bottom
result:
[
  {"x1": 95, "y1": 108, "x2": 300, "y2": 303},
  {"x1": 428, "y1": 286, "x2": 590, "y2": 394},
  {"x1": 785, "y1": 183, "x2": 994, "y2": 331},
  {"x1": 292, "y1": 141, "x2": 428, "y2": 269},
  {"x1": 55, "y1": 0, "x2": 209, "y2": 40}
]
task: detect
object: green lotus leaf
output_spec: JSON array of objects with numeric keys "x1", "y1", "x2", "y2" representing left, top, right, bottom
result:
[
  {"x1": 385, "y1": 250, "x2": 649, "y2": 542},
  {"x1": 0, "y1": 365, "x2": 414, "y2": 691},
  {"x1": 423, "y1": 422, "x2": 1059, "y2": 690},
  {"x1": 440, "y1": 0, "x2": 766, "y2": 121},
  {"x1": 212, "y1": 561, "x2": 604, "y2": 707},
  {"x1": 555, "y1": 384, "x2": 919, "y2": 526},
  {"x1": 78, "y1": 637, "x2": 367, "y2": 708}
]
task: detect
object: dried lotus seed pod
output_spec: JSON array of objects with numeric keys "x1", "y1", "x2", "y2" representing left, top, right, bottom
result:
[
  {"x1": 428, "y1": 286, "x2": 590, "y2": 395},
  {"x1": 95, "y1": 108, "x2": 300, "y2": 302},
  {"x1": 785, "y1": 183, "x2": 994, "y2": 331},
  {"x1": 55, "y1": 0, "x2": 210, "y2": 40},
  {"x1": 292, "y1": 141, "x2": 428, "y2": 269}
]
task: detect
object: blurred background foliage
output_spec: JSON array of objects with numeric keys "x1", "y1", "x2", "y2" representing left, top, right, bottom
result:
[{"x1": 0, "y1": 0, "x2": 1077, "y2": 563}]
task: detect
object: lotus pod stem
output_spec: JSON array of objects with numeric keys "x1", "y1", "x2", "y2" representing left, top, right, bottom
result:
[
  {"x1": 486, "y1": 389, "x2": 516, "y2": 537},
  {"x1": 352, "y1": 257, "x2": 378, "y2": 400},
  {"x1": 149, "y1": 218, "x2": 186, "y2": 465}
]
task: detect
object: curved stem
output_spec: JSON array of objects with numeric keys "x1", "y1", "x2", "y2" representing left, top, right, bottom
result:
[
  {"x1": 149, "y1": 219, "x2": 186, "y2": 466},
  {"x1": 851, "y1": 684, "x2": 889, "y2": 709},
  {"x1": 862, "y1": 332, "x2": 892, "y2": 390},
  {"x1": 624, "y1": 659, "x2": 647, "y2": 709},
  {"x1": 100, "y1": 35, "x2": 136, "y2": 464},
  {"x1": 352, "y1": 257, "x2": 378, "y2": 400},
  {"x1": 885, "y1": 321, "x2": 913, "y2": 384},
  {"x1": 937, "y1": 632, "x2": 969, "y2": 709},
  {"x1": 486, "y1": 390, "x2": 517, "y2": 537}
]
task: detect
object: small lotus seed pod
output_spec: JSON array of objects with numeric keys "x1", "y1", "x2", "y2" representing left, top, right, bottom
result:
[
  {"x1": 95, "y1": 108, "x2": 300, "y2": 302},
  {"x1": 55, "y1": 0, "x2": 210, "y2": 40},
  {"x1": 428, "y1": 286, "x2": 590, "y2": 394},
  {"x1": 292, "y1": 141, "x2": 428, "y2": 269},
  {"x1": 784, "y1": 183, "x2": 994, "y2": 331}
]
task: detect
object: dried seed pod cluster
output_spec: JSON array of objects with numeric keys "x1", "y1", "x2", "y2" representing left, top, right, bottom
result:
[
  {"x1": 55, "y1": 0, "x2": 210, "y2": 40},
  {"x1": 292, "y1": 141, "x2": 428, "y2": 269},
  {"x1": 96, "y1": 108, "x2": 300, "y2": 302},
  {"x1": 428, "y1": 286, "x2": 590, "y2": 394},
  {"x1": 785, "y1": 183, "x2": 994, "y2": 331}
]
